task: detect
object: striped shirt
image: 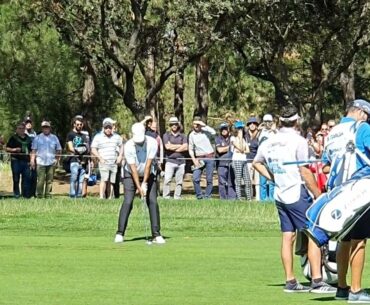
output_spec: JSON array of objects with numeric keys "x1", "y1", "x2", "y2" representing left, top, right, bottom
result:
[{"x1": 91, "y1": 132, "x2": 122, "y2": 165}]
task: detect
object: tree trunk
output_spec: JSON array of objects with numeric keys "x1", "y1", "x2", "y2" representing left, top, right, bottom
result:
[
  {"x1": 145, "y1": 47, "x2": 157, "y2": 121},
  {"x1": 194, "y1": 56, "x2": 209, "y2": 123},
  {"x1": 174, "y1": 68, "x2": 185, "y2": 129},
  {"x1": 340, "y1": 62, "x2": 355, "y2": 108},
  {"x1": 81, "y1": 60, "x2": 97, "y2": 132}
]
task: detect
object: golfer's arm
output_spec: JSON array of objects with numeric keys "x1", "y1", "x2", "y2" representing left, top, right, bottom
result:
[
  {"x1": 253, "y1": 161, "x2": 274, "y2": 181},
  {"x1": 300, "y1": 165, "x2": 321, "y2": 199},
  {"x1": 129, "y1": 164, "x2": 141, "y2": 189},
  {"x1": 143, "y1": 159, "x2": 153, "y2": 184}
]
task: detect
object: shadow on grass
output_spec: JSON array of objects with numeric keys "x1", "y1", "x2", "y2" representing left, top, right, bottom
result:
[
  {"x1": 310, "y1": 296, "x2": 336, "y2": 302},
  {"x1": 125, "y1": 236, "x2": 171, "y2": 242}
]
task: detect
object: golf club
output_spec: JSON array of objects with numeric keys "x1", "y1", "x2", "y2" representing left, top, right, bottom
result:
[{"x1": 141, "y1": 195, "x2": 152, "y2": 245}]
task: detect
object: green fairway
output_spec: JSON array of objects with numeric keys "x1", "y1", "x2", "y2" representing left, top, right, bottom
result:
[{"x1": 0, "y1": 198, "x2": 366, "y2": 305}]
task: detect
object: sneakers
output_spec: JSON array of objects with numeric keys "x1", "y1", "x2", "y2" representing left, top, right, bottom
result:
[
  {"x1": 284, "y1": 281, "x2": 311, "y2": 293},
  {"x1": 310, "y1": 281, "x2": 337, "y2": 294},
  {"x1": 335, "y1": 286, "x2": 350, "y2": 300},
  {"x1": 152, "y1": 235, "x2": 166, "y2": 244},
  {"x1": 348, "y1": 290, "x2": 370, "y2": 303},
  {"x1": 114, "y1": 234, "x2": 124, "y2": 243}
]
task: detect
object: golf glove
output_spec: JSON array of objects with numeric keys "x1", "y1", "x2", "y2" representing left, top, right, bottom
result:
[{"x1": 141, "y1": 182, "x2": 148, "y2": 195}]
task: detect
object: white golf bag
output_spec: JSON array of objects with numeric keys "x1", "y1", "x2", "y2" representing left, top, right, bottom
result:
[{"x1": 304, "y1": 167, "x2": 370, "y2": 247}]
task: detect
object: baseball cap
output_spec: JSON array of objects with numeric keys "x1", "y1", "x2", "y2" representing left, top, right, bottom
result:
[
  {"x1": 24, "y1": 116, "x2": 32, "y2": 123},
  {"x1": 234, "y1": 120, "x2": 245, "y2": 129},
  {"x1": 246, "y1": 117, "x2": 259, "y2": 125},
  {"x1": 132, "y1": 122, "x2": 146, "y2": 143},
  {"x1": 169, "y1": 117, "x2": 180, "y2": 125},
  {"x1": 41, "y1": 121, "x2": 51, "y2": 127},
  {"x1": 263, "y1": 114, "x2": 273, "y2": 122},
  {"x1": 219, "y1": 122, "x2": 229, "y2": 129},
  {"x1": 102, "y1": 117, "x2": 116, "y2": 126},
  {"x1": 352, "y1": 99, "x2": 370, "y2": 115}
]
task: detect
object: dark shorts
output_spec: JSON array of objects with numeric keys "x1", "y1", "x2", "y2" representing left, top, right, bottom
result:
[
  {"x1": 342, "y1": 208, "x2": 370, "y2": 241},
  {"x1": 275, "y1": 186, "x2": 313, "y2": 232}
]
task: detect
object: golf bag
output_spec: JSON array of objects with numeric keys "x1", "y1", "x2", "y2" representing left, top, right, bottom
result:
[
  {"x1": 304, "y1": 167, "x2": 370, "y2": 247},
  {"x1": 296, "y1": 232, "x2": 338, "y2": 284}
]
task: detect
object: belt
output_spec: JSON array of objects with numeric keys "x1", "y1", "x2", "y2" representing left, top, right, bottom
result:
[{"x1": 197, "y1": 153, "x2": 214, "y2": 158}]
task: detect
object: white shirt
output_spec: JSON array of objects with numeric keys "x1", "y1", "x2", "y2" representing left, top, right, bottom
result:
[
  {"x1": 91, "y1": 132, "x2": 122, "y2": 165},
  {"x1": 254, "y1": 127, "x2": 308, "y2": 204},
  {"x1": 124, "y1": 136, "x2": 158, "y2": 177},
  {"x1": 230, "y1": 136, "x2": 247, "y2": 161}
]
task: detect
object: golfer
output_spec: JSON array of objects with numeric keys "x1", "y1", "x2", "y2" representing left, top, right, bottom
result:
[
  {"x1": 253, "y1": 105, "x2": 336, "y2": 294},
  {"x1": 114, "y1": 122, "x2": 165, "y2": 244},
  {"x1": 322, "y1": 99, "x2": 370, "y2": 302}
]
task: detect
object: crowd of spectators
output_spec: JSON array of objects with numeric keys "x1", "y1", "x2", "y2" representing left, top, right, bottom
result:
[{"x1": 1, "y1": 113, "x2": 336, "y2": 200}]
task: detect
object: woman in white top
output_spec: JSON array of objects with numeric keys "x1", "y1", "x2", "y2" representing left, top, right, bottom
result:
[{"x1": 230, "y1": 121, "x2": 252, "y2": 200}]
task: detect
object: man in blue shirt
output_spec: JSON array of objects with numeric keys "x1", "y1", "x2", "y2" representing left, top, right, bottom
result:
[{"x1": 322, "y1": 99, "x2": 370, "y2": 302}]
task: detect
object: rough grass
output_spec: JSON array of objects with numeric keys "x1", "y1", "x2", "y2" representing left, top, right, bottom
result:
[{"x1": 0, "y1": 198, "x2": 365, "y2": 305}]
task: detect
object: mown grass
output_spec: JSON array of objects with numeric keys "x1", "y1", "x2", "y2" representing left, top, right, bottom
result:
[{"x1": 0, "y1": 198, "x2": 365, "y2": 305}]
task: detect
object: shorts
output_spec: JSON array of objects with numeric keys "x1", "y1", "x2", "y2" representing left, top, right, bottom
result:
[
  {"x1": 99, "y1": 163, "x2": 117, "y2": 183},
  {"x1": 342, "y1": 208, "x2": 370, "y2": 241},
  {"x1": 275, "y1": 186, "x2": 312, "y2": 232}
]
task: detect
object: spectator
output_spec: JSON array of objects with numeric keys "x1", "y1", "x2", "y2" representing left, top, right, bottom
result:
[
  {"x1": 231, "y1": 121, "x2": 252, "y2": 200},
  {"x1": 112, "y1": 121, "x2": 125, "y2": 199},
  {"x1": 215, "y1": 122, "x2": 236, "y2": 200},
  {"x1": 6, "y1": 122, "x2": 32, "y2": 198},
  {"x1": 188, "y1": 116, "x2": 216, "y2": 199},
  {"x1": 143, "y1": 116, "x2": 164, "y2": 172},
  {"x1": 115, "y1": 122, "x2": 165, "y2": 244},
  {"x1": 30, "y1": 120, "x2": 62, "y2": 198},
  {"x1": 258, "y1": 114, "x2": 277, "y2": 201},
  {"x1": 91, "y1": 118, "x2": 123, "y2": 199},
  {"x1": 327, "y1": 119, "x2": 336, "y2": 132},
  {"x1": 162, "y1": 117, "x2": 188, "y2": 199},
  {"x1": 245, "y1": 117, "x2": 260, "y2": 199},
  {"x1": 66, "y1": 115, "x2": 90, "y2": 198},
  {"x1": 24, "y1": 116, "x2": 37, "y2": 197}
]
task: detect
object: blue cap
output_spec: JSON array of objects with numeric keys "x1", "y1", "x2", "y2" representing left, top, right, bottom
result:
[
  {"x1": 352, "y1": 99, "x2": 370, "y2": 115},
  {"x1": 234, "y1": 120, "x2": 245, "y2": 129},
  {"x1": 247, "y1": 117, "x2": 259, "y2": 125},
  {"x1": 219, "y1": 122, "x2": 228, "y2": 129}
]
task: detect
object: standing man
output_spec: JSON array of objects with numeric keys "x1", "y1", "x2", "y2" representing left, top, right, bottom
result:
[
  {"x1": 91, "y1": 118, "x2": 123, "y2": 199},
  {"x1": 162, "y1": 117, "x2": 188, "y2": 199},
  {"x1": 66, "y1": 115, "x2": 90, "y2": 198},
  {"x1": 6, "y1": 122, "x2": 32, "y2": 198},
  {"x1": 24, "y1": 116, "x2": 37, "y2": 197},
  {"x1": 215, "y1": 122, "x2": 236, "y2": 200},
  {"x1": 188, "y1": 116, "x2": 216, "y2": 199},
  {"x1": 115, "y1": 122, "x2": 165, "y2": 244},
  {"x1": 253, "y1": 105, "x2": 336, "y2": 293},
  {"x1": 322, "y1": 99, "x2": 370, "y2": 302},
  {"x1": 258, "y1": 114, "x2": 276, "y2": 201},
  {"x1": 30, "y1": 120, "x2": 62, "y2": 198}
]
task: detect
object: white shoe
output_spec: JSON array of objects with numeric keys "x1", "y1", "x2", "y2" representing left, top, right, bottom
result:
[
  {"x1": 152, "y1": 236, "x2": 166, "y2": 244},
  {"x1": 114, "y1": 234, "x2": 124, "y2": 243}
]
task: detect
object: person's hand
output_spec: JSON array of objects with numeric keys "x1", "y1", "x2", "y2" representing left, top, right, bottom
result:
[
  {"x1": 98, "y1": 157, "x2": 105, "y2": 164},
  {"x1": 30, "y1": 160, "x2": 36, "y2": 170},
  {"x1": 116, "y1": 156, "x2": 123, "y2": 165},
  {"x1": 193, "y1": 159, "x2": 200, "y2": 168},
  {"x1": 140, "y1": 182, "x2": 148, "y2": 197},
  {"x1": 14, "y1": 147, "x2": 21, "y2": 153}
]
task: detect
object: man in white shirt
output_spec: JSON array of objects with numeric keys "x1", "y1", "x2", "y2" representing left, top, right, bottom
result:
[
  {"x1": 115, "y1": 122, "x2": 165, "y2": 244},
  {"x1": 91, "y1": 118, "x2": 123, "y2": 199},
  {"x1": 188, "y1": 116, "x2": 216, "y2": 199},
  {"x1": 253, "y1": 105, "x2": 336, "y2": 294}
]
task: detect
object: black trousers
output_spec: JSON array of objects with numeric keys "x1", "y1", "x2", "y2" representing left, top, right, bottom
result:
[{"x1": 117, "y1": 171, "x2": 161, "y2": 237}]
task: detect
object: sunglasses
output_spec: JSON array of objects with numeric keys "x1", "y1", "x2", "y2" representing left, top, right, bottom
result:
[
  {"x1": 321, "y1": 128, "x2": 328, "y2": 131},
  {"x1": 104, "y1": 126, "x2": 113, "y2": 129}
]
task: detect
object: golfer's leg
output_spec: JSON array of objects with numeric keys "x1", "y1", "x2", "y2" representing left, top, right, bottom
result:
[
  {"x1": 337, "y1": 241, "x2": 350, "y2": 288},
  {"x1": 117, "y1": 174, "x2": 136, "y2": 235},
  {"x1": 147, "y1": 174, "x2": 161, "y2": 236},
  {"x1": 350, "y1": 239, "x2": 366, "y2": 292},
  {"x1": 281, "y1": 232, "x2": 296, "y2": 281}
]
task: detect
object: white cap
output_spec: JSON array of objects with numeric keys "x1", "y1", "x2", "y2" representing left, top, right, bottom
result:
[
  {"x1": 263, "y1": 114, "x2": 273, "y2": 122},
  {"x1": 132, "y1": 123, "x2": 146, "y2": 143},
  {"x1": 102, "y1": 117, "x2": 116, "y2": 126},
  {"x1": 169, "y1": 117, "x2": 180, "y2": 124}
]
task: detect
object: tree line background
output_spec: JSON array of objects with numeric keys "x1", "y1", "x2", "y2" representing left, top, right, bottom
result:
[{"x1": 1, "y1": 0, "x2": 370, "y2": 142}]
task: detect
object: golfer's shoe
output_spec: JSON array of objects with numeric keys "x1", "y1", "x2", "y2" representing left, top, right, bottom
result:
[
  {"x1": 348, "y1": 290, "x2": 370, "y2": 303},
  {"x1": 335, "y1": 286, "x2": 350, "y2": 300},
  {"x1": 283, "y1": 281, "x2": 310, "y2": 293},
  {"x1": 310, "y1": 281, "x2": 337, "y2": 294},
  {"x1": 152, "y1": 236, "x2": 166, "y2": 244},
  {"x1": 114, "y1": 234, "x2": 124, "y2": 243}
]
